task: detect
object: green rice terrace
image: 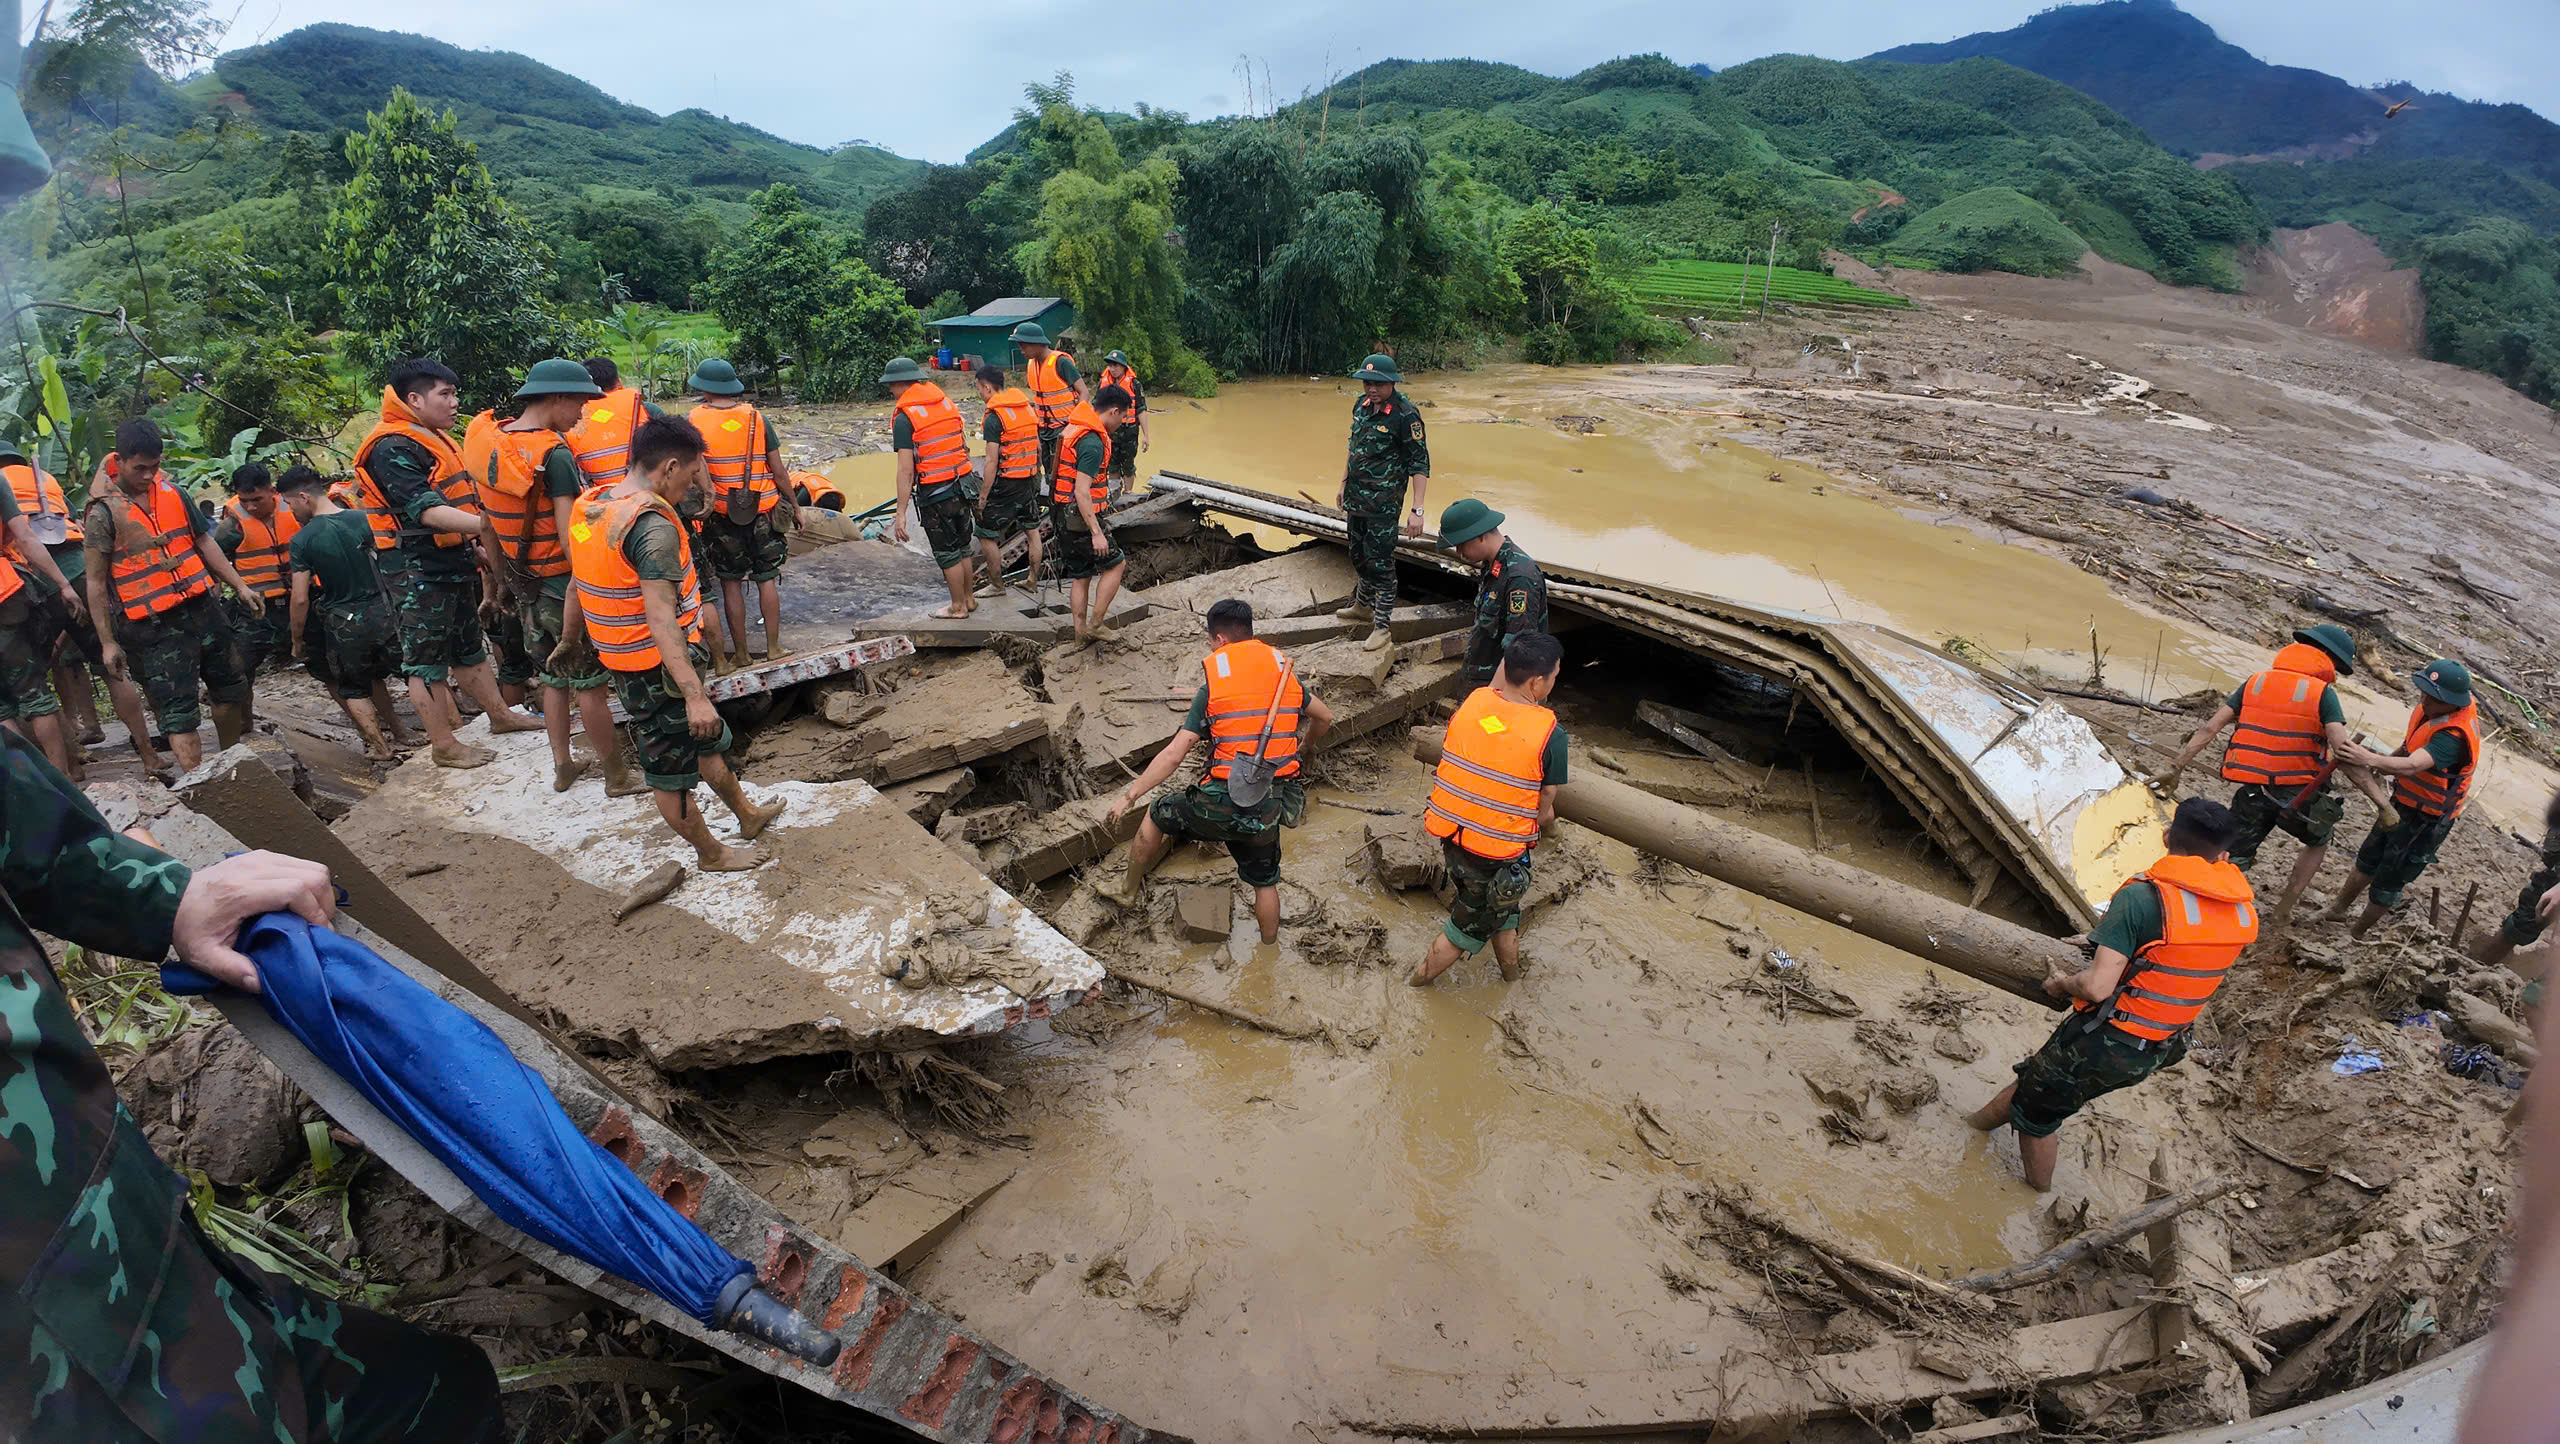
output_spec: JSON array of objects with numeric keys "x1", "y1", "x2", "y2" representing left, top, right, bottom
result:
[{"x1": 1631, "y1": 258, "x2": 1913, "y2": 315}]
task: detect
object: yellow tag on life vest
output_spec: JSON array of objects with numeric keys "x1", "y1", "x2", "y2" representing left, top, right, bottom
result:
[
  {"x1": 569, "y1": 522, "x2": 593, "y2": 543},
  {"x1": 590, "y1": 407, "x2": 613, "y2": 424},
  {"x1": 722, "y1": 419, "x2": 742, "y2": 433},
  {"x1": 1478, "y1": 714, "x2": 1508, "y2": 736}
]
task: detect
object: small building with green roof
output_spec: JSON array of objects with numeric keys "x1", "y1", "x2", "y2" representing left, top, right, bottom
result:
[{"x1": 925, "y1": 297, "x2": 1079, "y2": 369}]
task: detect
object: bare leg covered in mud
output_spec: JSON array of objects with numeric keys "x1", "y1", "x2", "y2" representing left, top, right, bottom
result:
[
  {"x1": 658, "y1": 754, "x2": 785, "y2": 872},
  {"x1": 1107, "y1": 816, "x2": 1173, "y2": 904},
  {"x1": 2270, "y1": 842, "x2": 2329, "y2": 928},
  {"x1": 2323, "y1": 869, "x2": 2387, "y2": 937},
  {"x1": 1967, "y1": 1084, "x2": 2061, "y2": 1191},
  {"x1": 1409, "y1": 928, "x2": 1522, "y2": 986},
  {"x1": 408, "y1": 677, "x2": 494, "y2": 769}
]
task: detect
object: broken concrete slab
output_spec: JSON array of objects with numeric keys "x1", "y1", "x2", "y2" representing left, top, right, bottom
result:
[
  {"x1": 778, "y1": 535, "x2": 950, "y2": 627},
  {"x1": 333, "y1": 720, "x2": 1102, "y2": 1067},
  {"x1": 761, "y1": 651, "x2": 1059, "y2": 789},
  {"x1": 857, "y1": 585, "x2": 1151, "y2": 651},
  {"x1": 1171, "y1": 884, "x2": 1232, "y2": 942},
  {"x1": 606, "y1": 637, "x2": 915, "y2": 725},
  {"x1": 1127, "y1": 546, "x2": 1358, "y2": 622},
  {"x1": 1364, "y1": 818, "x2": 1446, "y2": 891},
  {"x1": 881, "y1": 767, "x2": 976, "y2": 830},
  {"x1": 1296, "y1": 633, "x2": 1397, "y2": 696},
  {"x1": 835, "y1": 1152, "x2": 1020, "y2": 1279}
]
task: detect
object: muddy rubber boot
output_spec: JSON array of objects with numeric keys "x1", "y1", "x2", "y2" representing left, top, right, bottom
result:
[
  {"x1": 1360, "y1": 625, "x2": 1392, "y2": 653},
  {"x1": 1334, "y1": 602, "x2": 1372, "y2": 624}
]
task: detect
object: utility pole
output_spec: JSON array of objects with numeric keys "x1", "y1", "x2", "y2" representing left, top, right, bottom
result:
[{"x1": 1762, "y1": 222, "x2": 1785, "y2": 317}]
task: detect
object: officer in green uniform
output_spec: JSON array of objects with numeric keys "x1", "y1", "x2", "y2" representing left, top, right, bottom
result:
[
  {"x1": 2326, "y1": 659, "x2": 2480, "y2": 938},
  {"x1": 1437, "y1": 498, "x2": 1548, "y2": 692},
  {"x1": 280, "y1": 466, "x2": 412, "y2": 761},
  {"x1": 0, "y1": 732, "x2": 501, "y2": 1440},
  {"x1": 1334, "y1": 354, "x2": 1430, "y2": 654}
]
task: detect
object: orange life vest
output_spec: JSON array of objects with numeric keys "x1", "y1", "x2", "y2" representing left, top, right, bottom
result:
[
  {"x1": 2393, "y1": 702, "x2": 2482, "y2": 819},
  {"x1": 689, "y1": 402, "x2": 778, "y2": 515},
  {"x1": 983, "y1": 388, "x2": 1040, "y2": 479},
  {"x1": 2220, "y1": 642, "x2": 2337, "y2": 789},
  {"x1": 1201, "y1": 639, "x2": 1303, "y2": 783},
  {"x1": 104, "y1": 480, "x2": 212, "y2": 622},
  {"x1": 462, "y1": 411, "x2": 572, "y2": 580},
  {"x1": 894, "y1": 382, "x2": 972, "y2": 499},
  {"x1": 1025, "y1": 351, "x2": 1078, "y2": 432},
  {"x1": 567, "y1": 486, "x2": 704, "y2": 673},
  {"x1": 327, "y1": 478, "x2": 359, "y2": 509},
  {"x1": 1048, "y1": 403, "x2": 1115, "y2": 508},
  {"x1": 1425, "y1": 686, "x2": 1559, "y2": 861},
  {"x1": 1100, "y1": 364, "x2": 1142, "y2": 418},
  {"x1": 2077, "y1": 853, "x2": 2257, "y2": 1043},
  {"x1": 220, "y1": 497, "x2": 300, "y2": 601},
  {"x1": 350, "y1": 386, "x2": 473, "y2": 551},
  {"x1": 566, "y1": 386, "x2": 648, "y2": 486},
  {"x1": 0, "y1": 548, "x2": 19, "y2": 606},
  {"x1": 790, "y1": 472, "x2": 847, "y2": 511},
  {"x1": 4, "y1": 462, "x2": 78, "y2": 564}
]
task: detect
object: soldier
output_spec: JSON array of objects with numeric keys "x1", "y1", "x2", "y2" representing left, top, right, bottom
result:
[
  {"x1": 82, "y1": 419, "x2": 265, "y2": 774},
  {"x1": 1013, "y1": 322, "x2": 1086, "y2": 482},
  {"x1": 2325, "y1": 660, "x2": 2482, "y2": 938},
  {"x1": 349, "y1": 358, "x2": 544, "y2": 768},
  {"x1": 556, "y1": 416, "x2": 788, "y2": 872},
  {"x1": 1334, "y1": 354, "x2": 1430, "y2": 654},
  {"x1": 2476, "y1": 791, "x2": 2560, "y2": 983},
  {"x1": 279, "y1": 466, "x2": 413, "y2": 761},
  {"x1": 2159, "y1": 624, "x2": 2360, "y2": 925},
  {"x1": 1106, "y1": 599, "x2": 1336, "y2": 942},
  {"x1": 565, "y1": 356, "x2": 657, "y2": 489},
  {"x1": 212, "y1": 463, "x2": 300, "y2": 679},
  {"x1": 1968, "y1": 799, "x2": 2256, "y2": 1190},
  {"x1": 880, "y1": 356, "x2": 979, "y2": 620},
  {"x1": 465, "y1": 359, "x2": 644, "y2": 797},
  {"x1": 1411, "y1": 631, "x2": 1568, "y2": 987},
  {"x1": 970, "y1": 363, "x2": 1044, "y2": 599},
  {"x1": 1096, "y1": 349, "x2": 1148, "y2": 496},
  {"x1": 1051, "y1": 384, "x2": 1133, "y2": 649},
  {"x1": 3, "y1": 446, "x2": 155, "y2": 763},
  {"x1": 0, "y1": 466, "x2": 85, "y2": 777},
  {"x1": 684, "y1": 358, "x2": 800, "y2": 665},
  {"x1": 0, "y1": 732, "x2": 502, "y2": 1440},
  {"x1": 1437, "y1": 498, "x2": 1548, "y2": 692}
]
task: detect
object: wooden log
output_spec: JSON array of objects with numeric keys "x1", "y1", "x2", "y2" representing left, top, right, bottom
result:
[
  {"x1": 2448, "y1": 987, "x2": 2540, "y2": 1067},
  {"x1": 2451, "y1": 880, "x2": 2482, "y2": 948},
  {"x1": 1633, "y1": 699, "x2": 1750, "y2": 768},
  {"x1": 2148, "y1": 1149, "x2": 2253, "y2": 1425},
  {"x1": 2248, "y1": 1244, "x2": 2416, "y2": 1413},
  {"x1": 1953, "y1": 1176, "x2": 2239, "y2": 1292},
  {"x1": 1109, "y1": 966, "x2": 1319, "y2": 1040},
  {"x1": 1412, "y1": 731, "x2": 2082, "y2": 1003}
]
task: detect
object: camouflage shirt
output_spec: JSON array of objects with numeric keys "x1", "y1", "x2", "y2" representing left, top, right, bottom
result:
[
  {"x1": 1460, "y1": 540, "x2": 1550, "y2": 688},
  {"x1": 1341, "y1": 392, "x2": 1429, "y2": 517}
]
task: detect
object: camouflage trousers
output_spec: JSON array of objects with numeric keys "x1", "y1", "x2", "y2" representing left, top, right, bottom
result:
[
  {"x1": 0, "y1": 591, "x2": 61, "y2": 721},
  {"x1": 2226, "y1": 781, "x2": 2345, "y2": 869},
  {"x1": 2352, "y1": 809, "x2": 2459, "y2": 908},
  {"x1": 609, "y1": 641, "x2": 735, "y2": 792},
  {"x1": 122, "y1": 592, "x2": 250, "y2": 735},
  {"x1": 2007, "y1": 1013, "x2": 2186, "y2": 1138},
  {"x1": 1049, "y1": 504, "x2": 1123, "y2": 581},
  {"x1": 390, "y1": 569, "x2": 487, "y2": 682},
  {"x1": 914, "y1": 487, "x2": 978, "y2": 571},
  {"x1": 229, "y1": 594, "x2": 295, "y2": 676},
  {"x1": 974, "y1": 475, "x2": 1042, "y2": 544},
  {"x1": 1149, "y1": 776, "x2": 1304, "y2": 887},
  {"x1": 488, "y1": 602, "x2": 534, "y2": 689},
  {"x1": 517, "y1": 582, "x2": 606, "y2": 693},
  {"x1": 1345, "y1": 508, "x2": 1401, "y2": 625},
  {"x1": 699, "y1": 511, "x2": 789, "y2": 583},
  {"x1": 2502, "y1": 850, "x2": 2560, "y2": 947},
  {"x1": 1442, "y1": 838, "x2": 1534, "y2": 953},
  {"x1": 317, "y1": 598, "x2": 402, "y2": 702},
  {"x1": 1108, "y1": 422, "x2": 1140, "y2": 480}
]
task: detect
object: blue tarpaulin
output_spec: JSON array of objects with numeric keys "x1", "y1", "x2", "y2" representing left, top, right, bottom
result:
[{"x1": 166, "y1": 914, "x2": 751, "y2": 1324}]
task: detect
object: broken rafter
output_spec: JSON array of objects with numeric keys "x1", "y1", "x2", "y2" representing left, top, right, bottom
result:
[{"x1": 1953, "y1": 1177, "x2": 2239, "y2": 1293}]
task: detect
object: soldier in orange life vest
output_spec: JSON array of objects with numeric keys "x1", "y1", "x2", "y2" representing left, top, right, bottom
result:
[
  {"x1": 564, "y1": 357, "x2": 665, "y2": 491},
  {"x1": 684, "y1": 358, "x2": 800, "y2": 667},
  {"x1": 969, "y1": 364, "x2": 1045, "y2": 600},
  {"x1": 212, "y1": 463, "x2": 299, "y2": 677},
  {"x1": 1412, "y1": 631, "x2": 1569, "y2": 987},
  {"x1": 1095, "y1": 349, "x2": 1148, "y2": 496},
  {"x1": 1011, "y1": 322, "x2": 1088, "y2": 483},
  {"x1": 1105, "y1": 600, "x2": 1337, "y2": 942},
  {"x1": 80, "y1": 419, "x2": 266, "y2": 774},
  {"x1": 554, "y1": 416, "x2": 787, "y2": 872},
  {"x1": 3, "y1": 445, "x2": 155, "y2": 766},
  {"x1": 880, "y1": 356, "x2": 979, "y2": 620},
  {"x1": 1052, "y1": 385, "x2": 1132, "y2": 650},
  {"x1": 1969, "y1": 797, "x2": 2256, "y2": 1190},
  {"x1": 2325, "y1": 659, "x2": 2484, "y2": 938},
  {"x1": 2161, "y1": 623, "x2": 2362, "y2": 926},
  {"x1": 0, "y1": 449, "x2": 90, "y2": 777},
  {"x1": 351, "y1": 357, "x2": 544, "y2": 769},
  {"x1": 464, "y1": 359, "x2": 644, "y2": 798}
]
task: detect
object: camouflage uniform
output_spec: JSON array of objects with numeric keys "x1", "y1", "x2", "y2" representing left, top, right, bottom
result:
[
  {"x1": 2007, "y1": 1014, "x2": 2187, "y2": 1138},
  {"x1": 0, "y1": 731, "x2": 500, "y2": 1440},
  {"x1": 519, "y1": 581, "x2": 605, "y2": 694},
  {"x1": 1341, "y1": 393, "x2": 1428, "y2": 627},
  {"x1": 1148, "y1": 778, "x2": 1306, "y2": 888},
  {"x1": 120, "y1": 595, "x2": 250, "y2": 738},
  {"x1": 915, "y1": 490, "x2": 978, "y2": 572},
  {"x1": 487, "y1": 599, "x2": 534, "y2": 689},
  {"x1": 210, "y1": 515, "x2": 293, "y2": 677},
  {"x1": 610, "y1": 640, "x2": 736, "y2": 792},
  {"x1": 318, "y1": 599, "x2": 400, "y2": 701},
  {"x1": 972, "y1": 475, "x2": 1042, "y2": 546},
  {"x1": 389, "y1": 567, "x2": 490, "y2": 683},
  {"x1": 698, "y1": 514, "x2": 790, "y2": 585},
  {"x1": 1459, "y1": 539, "x2": 1549, "y2": 691},
  {"x1": 0, "y1": 590, "x2": 62, "y2": 721},
  {"x1": 2500, "y1": 820, "x2": 2560, "y2": 948},
  {"x1": 2351, "y1": 810, "x2": 2461, "y2": 909},
  {"x1": 2224, "y1": 782, "x2": 2345, "y2": 870},
  {"x1": 1441, "y1": 839, "x2": 1535, "y2": 955}
]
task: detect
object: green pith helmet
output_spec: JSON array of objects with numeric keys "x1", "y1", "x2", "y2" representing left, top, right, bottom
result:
[
  {"x1": 2413, "y1": 659, "x2": 2472, "y2": 707},
  {"x1": 688, "y1": 358, "x2": 745, "y2": 395},
  {"x1": 878, "y1": 356, "x2": 928, "y2": 385},
  {"x1": 1437, "y1": 498, "x2": 1505, "y2": 549},
  {"x1": 1010, "y1": 322, "x2": 1051, "y2": 346},
  {"x1": 515, "y1": 357, "x2": 604, "y2": 399},
  {"x1": 1103, "y1": 349, "x2": 1130, "y2": 366},
  {"x1": 1353, "y1": 353, "x2": 1402, "y2": 384},
  {"x1": 2291, "y1": 623, "x2": 2357, "y2": 675}
]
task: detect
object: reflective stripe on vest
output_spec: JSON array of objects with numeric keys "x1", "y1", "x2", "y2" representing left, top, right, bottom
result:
[
  {"x1": 566, "y1": 486, "x2": 704, "y2": 672},
  {"x1": 351, "y1": 388, "x2": 473, "y2": 551},
  {"x1": 1424, "y1": 686, "x2": 1558, "y2": 861},
  {"x1": 690, "y1": 403, "x2": 777, "y2": 514},
  {"x1": 895, "y1": 383, "x2": 973, "y2": 500},
  {"x1": 4, "y1": 463, "x2": 79, "y2": 560},
  {"x1": 1026, "y1": 352, "x2": 1077, "y2": 431},
  {"x1": 2393, "y1": 703, "x2": 2482, "y2": 819},
  {"x1": 221, "y1": 498, "x2": 299, "y2": 599},
  {"x1": 1101, "y1": 366, "x2": 1142, "y2": 418},
  {"x1": 1048, "y1": 405, "x2": 1114, "y2": 508},
  {"x1": 107, "y1": 481, "x2": 211, "y2": 621},
  {"x1": 791, "y1": 472, "x2": 847, "y2": 511},
  {"x1": 463, "y1": 413, "x2": 572, "y2": 580},
  {"x1": 2084, "y1": 855, "x2": 2258, "y2": 1042},
  {"x1": 2221, "y1": 643, "x2": 2336, "y2": 788},
  {"x1": 984, "y1": 390, "x2": 1041, "y2": 479},
  {"x1": 1202, "y1": 639, "x2": 1303, "y2": 782},
  {"x1": 567, "y1": 387, "x2": 647, "y2": 485}
]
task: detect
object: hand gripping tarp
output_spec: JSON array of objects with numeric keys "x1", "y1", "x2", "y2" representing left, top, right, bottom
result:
[{"x1": 165, "y1": 913, "x2": 754, "y2": 1324}]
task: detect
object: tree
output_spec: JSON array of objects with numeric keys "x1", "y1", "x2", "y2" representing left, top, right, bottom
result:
[
  {"x1": 801, "y1": 260, "x2": 926, "y2": 403},
  {"x1": 698, "y1": 183, "x2": 840, "y2": 380},
  {"x1": 862, "y1": 164, "x2": 1020, "y2": 308},
  {"x1": 325, "y1": 88, "x2": 580, "y2": 403}
]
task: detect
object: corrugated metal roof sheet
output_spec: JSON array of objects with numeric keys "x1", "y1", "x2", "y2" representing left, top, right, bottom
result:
[{"x1": 929, "y1": 297, "x2": 1068, "y2": 328}]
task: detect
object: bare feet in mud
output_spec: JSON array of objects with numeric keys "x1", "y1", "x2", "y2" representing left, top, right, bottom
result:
[
  {"x1": 486, "y1": 709, "x2": 545, "y2": 735},
  {"x1": 552, "y1": 756, "x2": 592, "y2": 792},
  {"x1": 696, "y1": 842, "x2": 769, "y2": 873},
  {"x1": 601, "y1": 763, "x2": 650, "y2": 798},
  {"x1": 736, "y1": 795, "x2": 789, "y2": 841},
  {"x1": 928, "y1": 603, "x2": 973, "y2": 620},
  {"x1": 432, "y1": 743, "x2": 496, "y2": 769}
]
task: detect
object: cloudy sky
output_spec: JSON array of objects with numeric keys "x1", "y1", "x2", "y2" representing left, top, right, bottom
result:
[{"x1": 209, "y1": 0, "x2": 2559, "y2": 163}]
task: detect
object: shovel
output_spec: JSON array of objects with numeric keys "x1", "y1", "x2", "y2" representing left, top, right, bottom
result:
[{"x1": 1222, "y1": 657, "x2": 1298, "y2": 809}]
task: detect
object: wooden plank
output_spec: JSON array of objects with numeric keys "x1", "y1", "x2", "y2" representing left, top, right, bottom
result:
[
  {"x1": 1634, "y1": 699, "x2": 1751, "y2": 769},
  {"x1": 605, "y1": 637, "x2": 915, "y2": 723},
  {"x1": 1132, "y1": 546, "x2": 1359, "y2": 620}
]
